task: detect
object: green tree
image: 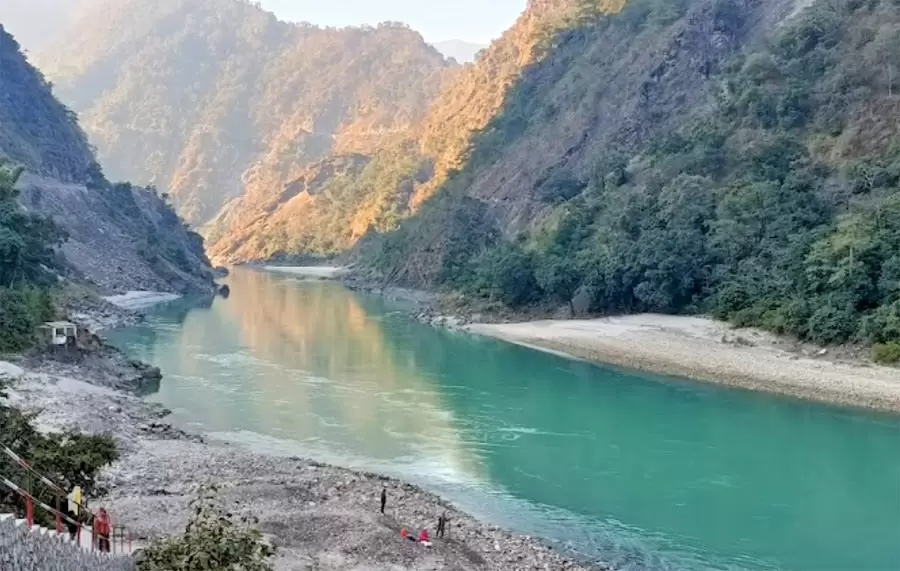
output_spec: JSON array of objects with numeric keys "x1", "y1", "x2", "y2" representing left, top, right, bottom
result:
[
  {"x1": 535, "y1": 254, "x2": 583, "y2": 316},
  {"x1": 0, "y1": 159, "x2": 66, "y2": 288},
  {"x1": 475, "y1": 242, "x2": 539, "y2": 307}
]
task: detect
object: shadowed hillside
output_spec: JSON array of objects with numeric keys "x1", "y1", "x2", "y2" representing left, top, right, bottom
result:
[{"x1": 0, "y1": 27, "x2": 94, "y2": 183}]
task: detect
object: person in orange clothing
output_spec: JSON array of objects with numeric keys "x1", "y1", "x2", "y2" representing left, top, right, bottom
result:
[{"x1": 94, "y1": 508, "x2": 111, "y2": 552}]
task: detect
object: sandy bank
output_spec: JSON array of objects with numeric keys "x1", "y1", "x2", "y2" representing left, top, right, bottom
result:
[
  {"x1": 466, "y1": 314, "x2": 900, "y2": 413},
  {"x1": 263, "y1": 265, "x2": 347, "y2": 279}
]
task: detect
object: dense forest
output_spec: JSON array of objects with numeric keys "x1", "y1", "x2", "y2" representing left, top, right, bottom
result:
[
  {"x1": 32, "y1": 0, "x2": 627, "y2": 263},
  {"x1": 364, "y1": 0, "x2": 900, "y2": 361}
]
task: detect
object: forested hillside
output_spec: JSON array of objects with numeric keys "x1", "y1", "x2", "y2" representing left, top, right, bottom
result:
[
  {"x1": 365, "y1": 0, "x2": 900, "y2": 359},
  {"x1": 0, "y1": 25, "x2": 213, "y2": 310},
  {"x1": 37, "y1": 0, "x2": 451, "y2": 228},
  {"x1": 205, "y1": 0, "x2": 629, "y2": 263},
  {"x1": 0, "y1": 27, "x2": 94, "y2": 182}
]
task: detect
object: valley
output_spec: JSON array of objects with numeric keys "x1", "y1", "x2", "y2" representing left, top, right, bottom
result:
[{"x1": 1, "y1": 0, "x2": 899, "y2": 569}]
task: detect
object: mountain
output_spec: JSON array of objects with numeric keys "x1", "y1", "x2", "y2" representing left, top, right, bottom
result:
[
  {"x1": 36, "y1": 0, "x2": 452, "y2": 228},
  {"x1": 205, "y1": 0, "x2": 629, "y2": 263},
  {"x1": 432, "y1": 40, "x2": 487, "y2": 63},
  {"x1": 0, "y1": 25, "x2": 94, "y2": 183},
  {"x1": 364, "y1": 0, "x2": 900, "y2": 356},
  {"x1": 0, "y1": 25, "x2": 214, "y2": 294}
]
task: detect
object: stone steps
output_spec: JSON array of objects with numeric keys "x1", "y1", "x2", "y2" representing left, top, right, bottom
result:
[{"x1": 0, "y1": 513, "x2": 136, "y2": 571}]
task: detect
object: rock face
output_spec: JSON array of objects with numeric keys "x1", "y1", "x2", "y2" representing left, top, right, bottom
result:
[
  {"x1": 0, "y1": 24, "x2": 214, "y2": 295},
  {"x1": 17, "y1": 174, "x2": 214, "y2": 294},
  {"x1": 0, "y1": 514, "x2": 135, "y2": 571}
]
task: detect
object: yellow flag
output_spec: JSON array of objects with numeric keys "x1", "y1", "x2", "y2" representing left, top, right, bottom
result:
[{"x1": 68, "y1": 486, "x2": 82, "y2": 515}]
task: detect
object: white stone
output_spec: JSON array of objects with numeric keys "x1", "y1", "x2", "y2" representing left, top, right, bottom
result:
[{"x1": 0, "y1": 362, "x2": 25, "y2": 381}]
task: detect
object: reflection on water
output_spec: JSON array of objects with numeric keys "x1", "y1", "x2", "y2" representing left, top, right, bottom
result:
[{"x1": 108, "y1": 268, "x2": 900, "y2": 571}]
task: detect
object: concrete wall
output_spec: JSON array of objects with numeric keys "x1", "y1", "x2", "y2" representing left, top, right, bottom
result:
[{"x1": 0, "y1": 514, "x2": 135, "y2": 571}]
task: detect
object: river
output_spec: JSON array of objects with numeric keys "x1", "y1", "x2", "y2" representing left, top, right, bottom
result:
[{"x1": 106, "y1": 268, "x2": 900, "y2": 571}]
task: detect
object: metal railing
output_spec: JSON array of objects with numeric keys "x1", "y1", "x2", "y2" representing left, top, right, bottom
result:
[{"x1": 0, "y1": 444, "x2": 133, "y2": 554}]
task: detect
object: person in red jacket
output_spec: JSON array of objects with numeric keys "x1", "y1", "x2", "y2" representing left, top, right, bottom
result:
[
  {"x1": 94, "y1": 508, "x2": 111, "y2": 552},
  {"x1": 419, "y1": 528, "x2": 430, "y2": 544}
]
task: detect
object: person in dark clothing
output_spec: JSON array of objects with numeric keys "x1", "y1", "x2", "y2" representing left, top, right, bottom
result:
[
  {"x1": 380, "y1": 487, "x2": 387, "y2": 514},
  {"x1": 437, "y1": 512, "x2": 447, "y2": 538},
  {"x1": 65, "y1": 508, "x2": 79, "y2": 541}
]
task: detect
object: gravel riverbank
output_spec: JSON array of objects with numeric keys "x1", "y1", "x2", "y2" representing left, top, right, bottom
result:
[
  {"x1": 1, "y1": 319, "x2": 605, "y2": 570},
  {"x1": 466, "y1": 315, "x2": 900, "y2": 413}
]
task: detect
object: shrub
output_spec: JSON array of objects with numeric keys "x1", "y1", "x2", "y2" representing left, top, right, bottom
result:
[
  {"x1": 137, "y1": 485, "x2": 274, "y2": 571},
  {"x1": 872, "y1": 342, "x2": 900, "y2": 364},
  {"x1": 806, "y1": 298, "x2": 859, "y2": 344},
  {"x1": 474, "y1": 242, "x2": 540, "y2": 307},
  {"x1": 0, "y1": 286, "x2": 56, "y2": 353}
]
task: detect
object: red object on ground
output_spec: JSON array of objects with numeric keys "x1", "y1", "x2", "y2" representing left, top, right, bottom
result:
[
  {"x1": 401, "y1": 528, "x2": 408, "y2": 538},
  {"x1": 419, "y1": 529, "x2": 429, "y2": 542}
]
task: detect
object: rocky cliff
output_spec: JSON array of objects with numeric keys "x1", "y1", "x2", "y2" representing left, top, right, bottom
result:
[{"x1": 0, "y1": 25, "x2": 213, "y2": 294}]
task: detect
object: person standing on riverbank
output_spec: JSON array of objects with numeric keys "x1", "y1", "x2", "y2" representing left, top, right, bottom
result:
[
  {"x1": 380, "y1": 487, "x2": 387, "y2": 514},
  {"x1": 94, "y1": 508, "x2": 111, "y2": 552}
]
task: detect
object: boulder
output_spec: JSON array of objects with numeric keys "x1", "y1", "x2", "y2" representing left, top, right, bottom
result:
[{"x1": 0, "y1": 361, "x2": 24, "y2": 381}]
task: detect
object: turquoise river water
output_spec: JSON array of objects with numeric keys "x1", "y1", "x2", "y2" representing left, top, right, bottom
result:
[{"x1": 106, "y1": 268, "x2": 900, "y2": 571}]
